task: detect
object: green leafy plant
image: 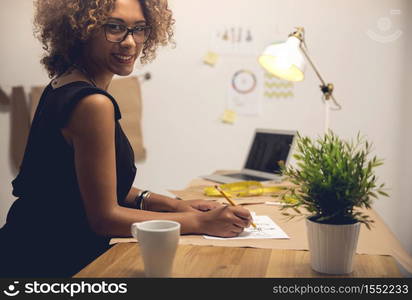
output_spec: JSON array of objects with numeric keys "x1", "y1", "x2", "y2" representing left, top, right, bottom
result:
[{"x1": 279, "y1": 131, "x2": 388, "y2": 229}]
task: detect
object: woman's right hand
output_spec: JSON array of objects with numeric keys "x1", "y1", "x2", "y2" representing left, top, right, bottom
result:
[{"x1": 196, "y1": 205, "x2": 252, "y2": 238}]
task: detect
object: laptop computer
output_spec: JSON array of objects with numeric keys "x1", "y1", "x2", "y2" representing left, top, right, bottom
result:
[{"x1": 202, "y1": 128, "x2": 296, "y2": 183}]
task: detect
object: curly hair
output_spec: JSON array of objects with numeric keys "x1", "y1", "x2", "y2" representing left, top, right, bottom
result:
[{"x1": 34, "y1": 0, "x2": 175, "y2": 78}]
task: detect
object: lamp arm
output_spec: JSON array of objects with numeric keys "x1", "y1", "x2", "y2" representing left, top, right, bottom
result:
[
  {"x1": 299, "y1": 42, "x2": 327, "y2": 86},
  {"x1": 299, "y1": 43, "x2": 342, "y2": 110},
  {"x1": 328, "y1": 93, "x2": 342, "y2": 110}
]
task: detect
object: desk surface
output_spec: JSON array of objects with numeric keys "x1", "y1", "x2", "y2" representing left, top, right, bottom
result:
[
  {"x1": 75, "y1": 176, "x2": 410, "y2": 277},
  {"x1": 74, "y1": 243, "x2": 402, "y2": 278}
]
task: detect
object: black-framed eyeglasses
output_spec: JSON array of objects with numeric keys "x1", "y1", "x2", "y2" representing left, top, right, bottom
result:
[{"x1": 103, "y1": 23, "x2": 151, "y2": 44}]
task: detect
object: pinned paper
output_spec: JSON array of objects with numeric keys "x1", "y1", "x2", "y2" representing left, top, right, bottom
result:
[
  {"x1": 211, "y1": 27, "x2": 256, "y2": 55},
  {"x1": 227, "y1": 68, "x2": 262, "y2": 116},
  {"x1": 264, "y1": 72, "x2": 294, "y2": 99},
  {"x1": 203, "y1": 51, "x2": 219, "y2": 66},
  {"x1": 221, "y1": 109, "x2": 237, "y2": 124},
  {"x1": 264, "y1": 91, "x2": 294, "y2": 98}
]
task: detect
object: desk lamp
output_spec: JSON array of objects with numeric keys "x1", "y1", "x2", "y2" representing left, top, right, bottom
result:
[{"x1": 258, "y1": 27, "x2": 341, "y2": 131}]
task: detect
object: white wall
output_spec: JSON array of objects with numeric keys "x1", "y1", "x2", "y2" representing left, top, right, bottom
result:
[
  {"x1": 0, "y1": 0, "x2": 50, "y2": 227},
  {"x1": 0, "y1": 0, "x2": 411, "y2": 255},
  {"x1": 398, "y1": 0, "x2": 412, "y2": 257}
]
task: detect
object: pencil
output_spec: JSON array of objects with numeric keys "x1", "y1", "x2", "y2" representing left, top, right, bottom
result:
[{"x1": 214, "y1": 185, "x2": 257, "y2": 229}]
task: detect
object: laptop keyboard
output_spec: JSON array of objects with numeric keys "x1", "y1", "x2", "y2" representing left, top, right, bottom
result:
[{"x1": 226, "y1": 173, "x2": 273, "y2": 182}]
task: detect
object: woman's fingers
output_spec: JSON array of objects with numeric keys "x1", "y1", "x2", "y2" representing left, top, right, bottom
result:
[
  {"x1": 232, "y1": 223, "x2": 245, "y2": 232},
  {"x1": 201, "y1": 205, "x2": 252, "y2": 237},
  {"x1": 231, "y1": 206, "x2": 252, "y2": 220},
  {"x1": 188, "y1": 199, "x2": 223, "y2": 211},
  {"x1": 231, "y1": 216, "x2": 250, "y2": 228},
  {"x1": 227, "y1": 206, "x2": 252, "y2": 227}
]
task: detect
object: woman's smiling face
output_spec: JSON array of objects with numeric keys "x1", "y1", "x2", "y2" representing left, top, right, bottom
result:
[{"x1": 83, "y1": 0, "x2": 146, "y2": 77}]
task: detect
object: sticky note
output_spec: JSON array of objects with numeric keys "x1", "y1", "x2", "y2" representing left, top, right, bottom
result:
[
  {"x1": 221, "y1": 109, "x2": 236, "y2": 124},
  {"x1": 203, "y1": 51, "x2": 219, "y2": 66}
]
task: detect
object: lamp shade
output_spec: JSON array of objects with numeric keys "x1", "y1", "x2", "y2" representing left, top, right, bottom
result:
[{"x1": 258, "y1": 36, "x2": 305, "y2": 82}]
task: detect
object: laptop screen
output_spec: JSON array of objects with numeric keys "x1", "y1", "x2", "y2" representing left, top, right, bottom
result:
[{"x1": 244, "y1": 131, "x2": 295, "y2": 174}]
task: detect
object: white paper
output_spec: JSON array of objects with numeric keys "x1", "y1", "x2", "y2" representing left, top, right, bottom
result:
[{"x1": 203, "y1": 214, "x2": 290, "y2": 240}]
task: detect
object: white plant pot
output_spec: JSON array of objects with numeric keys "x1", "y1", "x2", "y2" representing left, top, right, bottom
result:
[{"x1": 306, "y1": 218, "x2": 360, "y2": 275}]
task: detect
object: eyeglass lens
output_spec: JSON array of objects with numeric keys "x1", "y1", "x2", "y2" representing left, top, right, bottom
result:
[{"x1": 104, "y1": 24, "x2": 150, "y2": 43}]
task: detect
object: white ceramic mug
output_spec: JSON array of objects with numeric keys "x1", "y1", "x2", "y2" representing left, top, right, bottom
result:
[{"x1": 131, "y1": 220, "x2": 180, "y2": 277}]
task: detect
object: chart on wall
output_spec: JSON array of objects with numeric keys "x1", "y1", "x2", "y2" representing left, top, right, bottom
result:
[{"x1": 227, "y1": 67, "x2": 263, "y2": 116}]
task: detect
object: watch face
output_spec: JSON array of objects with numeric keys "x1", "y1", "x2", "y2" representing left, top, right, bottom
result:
[{"x1": 232, "y1": 70, "x2": 257, "y2": 94}]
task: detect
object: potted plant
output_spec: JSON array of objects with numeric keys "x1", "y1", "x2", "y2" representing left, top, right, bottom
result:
[{"x1": 279, "y1": 131, "x2": 388, "y2": 274}]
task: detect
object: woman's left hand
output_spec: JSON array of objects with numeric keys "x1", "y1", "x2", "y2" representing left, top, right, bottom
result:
[{"x1": 175, "y1": 199, "x2": 223, "y2": 212}]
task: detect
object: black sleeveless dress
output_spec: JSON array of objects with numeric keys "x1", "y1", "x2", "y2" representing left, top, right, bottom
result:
[{"x1": 0, "y1": 81, "x2": 137, "y2": 277}]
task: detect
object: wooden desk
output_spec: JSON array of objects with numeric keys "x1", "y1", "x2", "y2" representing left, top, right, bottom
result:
[
  {"x1": 74, "y1": 243, "x2": 402, "y2": 278},
  {"x1": 75, "y1": 175, "x2": 410, "y2": 278}
]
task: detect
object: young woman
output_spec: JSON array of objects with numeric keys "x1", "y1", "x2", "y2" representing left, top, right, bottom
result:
[{"x1": 0, "y1": 0, "x2": 252, "y2": 277}]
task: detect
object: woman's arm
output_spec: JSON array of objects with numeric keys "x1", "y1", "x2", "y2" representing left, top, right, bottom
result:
[
  {"x1": 122, "y1": 187, "x2": 181, "y2": 211},
  {"x1": 123, "y1": 187, "x2": 221, "y2": 212},
  {"x1": 121, "y1": 187, "x2": 140, "y2": 208},
  {"x1": 64, "y1": 94, "x2": 251, "y2": 238}
]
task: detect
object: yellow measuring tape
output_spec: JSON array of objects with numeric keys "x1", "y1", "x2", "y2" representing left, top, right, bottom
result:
[{"x1": 203, "y1": 181, "x2": 285, "y2": 197}]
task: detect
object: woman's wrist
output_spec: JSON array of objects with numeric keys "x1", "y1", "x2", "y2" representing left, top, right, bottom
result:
[
  {"x1": 180, "y1": 210, "x2": 203, "y2": 234},
  {"x1": 134, "y1": 190, "x2": 152, "y2": 210},
  {"x1": 191, "y1": 210, "x2": 206, "y2": 234},
  {"x1": 143, "y1": 192, "x2": 181, "y2": 212}
]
